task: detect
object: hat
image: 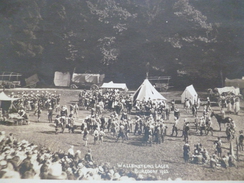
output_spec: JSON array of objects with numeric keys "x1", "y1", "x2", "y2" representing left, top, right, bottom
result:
[
  {"x1": 137, "y1": 174, "x2": 144, "y2": 180},
  {"x1": 0, "y1": 160, "x2": 7, "y2": 167},
  {"x1": 98, "y1": 166, "x2": 104, "y2": 174},
  {"x1": 77, "y1": 163, "x2": 84, "y2": 169},
  {"x1": 113, "y1": 173, "x2": 121, "y2": 180}
]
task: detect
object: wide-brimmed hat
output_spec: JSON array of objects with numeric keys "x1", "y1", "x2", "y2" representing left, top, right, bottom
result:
[
  {"x1": 113, "y1": 173, "x2": 121, "y2": 180},
  {"x1": 77, "y1": 163, "x2": 84, "y2": 169}
]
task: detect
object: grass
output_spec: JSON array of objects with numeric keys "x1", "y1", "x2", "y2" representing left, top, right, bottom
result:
[{"x1": 1, "y1": 88, "x2": 244, "y2": 180}]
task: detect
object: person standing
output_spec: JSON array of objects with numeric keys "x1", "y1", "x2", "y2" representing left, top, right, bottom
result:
[
  {"x1": 37, "y1": 101, "x2": 42, "y2": 122},
  {"x1": 227, "y1": 98, "x2": 232, "y2": 114},
  {"x1": 183, "y1": 141, "x2": 190, "y2": 163},
  {"x1": 183, "y1": 122, "x2": 190, "y2": 142},
  {"x1": 47, "y1": 107, "x2": 53, "y2": 123},
  {"x1": 215, "y1": 137, "x2": 222, "y2": 157},
  {"x1": 83, "y1": 125, "x2": 89, "y2": 147},
  {"x1": 171, "y1": 117, "x2": 179, "y2": 137},
  {"x1": 99, "y1": 128, "x2": 105, "y2": 143},
  {"x1": 174, "y1": 108, "x2": 180, "y2": 120},
  {"x1": 74, "y1": 102, "x2": 79, "y2": 117},
  {"x1": 165, "y1": 105, "x2": 170, "y2": 120},
  {"x1": 234, "y1": 97, "x2": 240, "y2": 115},
  {"x1": 93, "y1": 128, "x2": 99, "y2": 145},
  {"x1": 238, "y1": 130, "x2": 244, "y2": 151},
  {"x1": 206, "y1": 97, "x2": 211, "y2": 112},
  {"x1": 69, "y1": 104, "x2": 74, "y2": 117}
]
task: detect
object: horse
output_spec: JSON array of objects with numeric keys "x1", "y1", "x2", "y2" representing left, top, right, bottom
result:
[{"x1": 210, "y1": 111, "x2": 232, "y2": 131}]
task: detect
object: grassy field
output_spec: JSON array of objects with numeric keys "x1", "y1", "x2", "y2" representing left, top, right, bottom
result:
[{"x1": 1, "y1": 88, "x2": 244, "y2": 180}]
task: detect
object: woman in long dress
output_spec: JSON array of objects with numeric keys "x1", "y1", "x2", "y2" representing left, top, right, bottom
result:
[
  {"x1": 227, "y1": 99, "x2": 232, "y2": 114},
  {"x1": 234, "y1": 97, "x2": 240, "y2": 115}
]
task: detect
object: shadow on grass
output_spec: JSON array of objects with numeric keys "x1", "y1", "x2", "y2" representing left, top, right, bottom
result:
[
  {"x1": 127, "y1": 140, "x2": 144, "y2": 147},
  {"x1": 166, "y1": 138, "x2": 184, "y2": 142},
  {"x1": 39, "y1": 131, "x2": 57, "y2": 135}
]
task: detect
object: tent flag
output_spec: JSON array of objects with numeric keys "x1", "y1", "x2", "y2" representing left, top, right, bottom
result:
[
  {"x1": 181, "y1": 85, "x2": 198, "y2": 104},
  {"x1": 0, "y1": 92, "x2": 19, "y2": 101},
  {"x1": 133, "y1": 79, "x2": 167, "y2": 103}
]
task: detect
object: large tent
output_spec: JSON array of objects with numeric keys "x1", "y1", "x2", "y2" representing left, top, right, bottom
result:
[
  {"x1": 133, "y1": 79, "x2": 167, "y2": 103},
  {"x1": 0, "y1": 92, "x2": 19, "y2": 101},
  {"x1": 53, "y1": 71, "x2": 71, "y2": 87},
  {"x1": 216, "y1": 86, "x2": 240, "y2": 96},
  {"x1": 100, "y1": 81, "x2": 128, "y2": 91},
  {"x1": 0, "y1": 92, "x2": 19, "y2": 113},
  {"x1": 181, "y1": 85, "x2": 198, "y2": 104}
]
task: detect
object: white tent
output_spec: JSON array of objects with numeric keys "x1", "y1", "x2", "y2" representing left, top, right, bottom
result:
[
  {"x1": 54, "y1": 72, "x2": 71, "y2": 87},
  {"x1": 100, "y1": 81, "x2": 128, "y2": 91},
  {"x1": 133, "y1": 79, "x2": 167, "y2": 102},
  {"x1": 216, "y1": 86, "x2": 240, "y2": 95},
  {"x1": 181, "y1": 85, "x2": 198, "y2": 104},
  {"x1": 0, "y1": 92, "x2": 19, "y2": 101}
]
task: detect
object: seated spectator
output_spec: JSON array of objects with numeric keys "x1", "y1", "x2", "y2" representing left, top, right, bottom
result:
[
  {"x1": 47, "y1": 154, "x2": 67, "y2": 180},
  {"x1": 0, "y1": 160, "x2": 21, "y2": 179},
  {"x1": 18, "y1": 151, "x2": 36, "y2": 179}
]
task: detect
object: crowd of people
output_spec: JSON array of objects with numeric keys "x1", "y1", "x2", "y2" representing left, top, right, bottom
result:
[
  {"x1": 183, "y1": 138, "x2": 237, "y2": 169},
  {"x1": 1, "y1": 91, "x2": 61, "y2": 124},
  {"x1": 0, "y1": 131, "x2": 144, "y2": 180},
  {"x1": 0, "y1": 88, "x2": 243, "y2": 180}
]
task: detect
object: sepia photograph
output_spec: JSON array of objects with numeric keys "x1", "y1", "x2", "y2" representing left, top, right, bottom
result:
[{"x1": 0, "y1": 0, "x2": 244, "y2": 181}]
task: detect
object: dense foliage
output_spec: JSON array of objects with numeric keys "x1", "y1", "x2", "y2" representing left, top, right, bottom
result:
[{"x1": 0, "y1": 0, "x2": 243, "y2": 88}]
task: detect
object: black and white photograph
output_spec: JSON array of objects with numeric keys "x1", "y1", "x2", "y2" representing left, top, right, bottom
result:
[{"x1": 0, "y1": 0, "x2": 244, "y2": 181}]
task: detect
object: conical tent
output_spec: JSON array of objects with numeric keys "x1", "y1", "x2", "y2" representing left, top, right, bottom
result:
[
  {"x1": 0, "y1": 92, "x2": 19, "y2": 101},
  {"x1": 133, "y1": 79, "x2": 167, "y2": 103},
  {"x1": 181, "y1": 85, "x2": 198, "y2": 104}
]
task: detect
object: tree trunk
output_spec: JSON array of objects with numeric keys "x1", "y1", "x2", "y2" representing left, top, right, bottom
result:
[{"x1": 220, "y1": 69, "x2": 224, "y2": 87}]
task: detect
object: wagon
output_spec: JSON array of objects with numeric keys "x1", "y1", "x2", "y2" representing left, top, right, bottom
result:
[
  {"x1": 0, "y1": 72, "x2": 22, "y2": 88},
  {"x1": 70, "y1": 73, "x2": 105, "y2": 90},
  {"x1": 25, "y1": 74, "x2": 39, "y2": 88},
  {"x1": 148, "y1": 76, "x2": 172, "y2": 92}
]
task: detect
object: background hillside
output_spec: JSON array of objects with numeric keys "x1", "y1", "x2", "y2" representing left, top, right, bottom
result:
[{"x1": 0, "y1": 0, "x2": 244, "y2": 89}]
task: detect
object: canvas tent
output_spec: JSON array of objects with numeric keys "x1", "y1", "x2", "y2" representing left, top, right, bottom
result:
[
  {"x1": 54, "y1": 72, "x2": 71, "y2": 87},
  {"x1": 71, "y1": 73, "x2": 105, "y2": 84},
  {"x1": 0, "y1": 92, "x2": 19, "y2": 112},
  {"x1": 225, "y1": 78, "x2": 244, "y2": 88},
  {"x1": 100, "y1": 81, "x2": 128, "y2": 91},
  {"x1": 0, "y1": 92, "x2": 19, "y2": 101},
  {"x1": 216, "y1": 86, "x2": 240, "y2": 96},
  {"x1": 225, "y1": 78, "x2": 244, "y2": 95},
  {"x1": 133, "y1": 79, "x2": 167, "y2": 103},
  {"x1": 25, "y1": 74, "x2": 39, "y2": 87},
  {"x1": 181, "y1": 85, "x2": 198, "y2": 104}
]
